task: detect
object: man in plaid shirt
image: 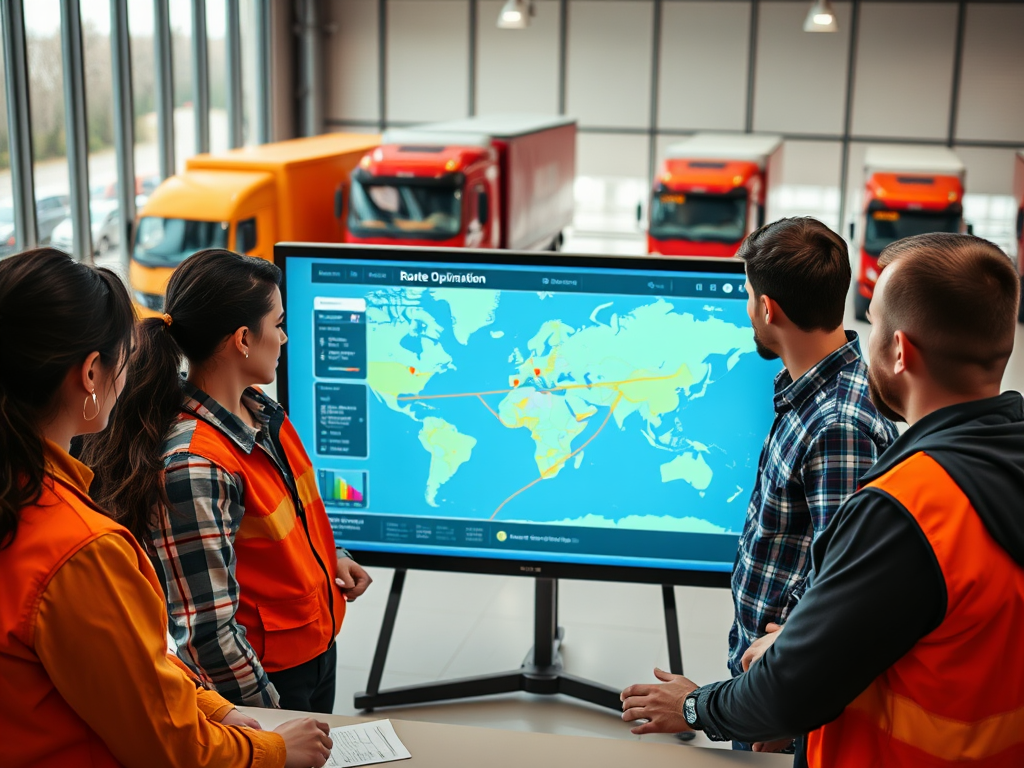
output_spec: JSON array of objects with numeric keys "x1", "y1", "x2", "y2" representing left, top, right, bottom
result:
[{"x1": 728, "y1": 218, "x2": 898, "y2": 746}]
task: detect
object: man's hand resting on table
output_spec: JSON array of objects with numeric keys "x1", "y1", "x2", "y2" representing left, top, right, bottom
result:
[
  {"x1": 275, "y1": 717, "x2": 334, "y2": 768},
  {"x1": 620, "y1": 668, "x2": 699, "y2": 735},
  {"x1": 741, "y1": 622, "x2": 784, "y2": 672},
  {"x1": 336, "y1": 557, "x2": 373, "y2": 602}
]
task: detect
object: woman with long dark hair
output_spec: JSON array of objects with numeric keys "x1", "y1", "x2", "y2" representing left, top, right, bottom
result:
[
  {"x1": 86, "y1": 249, "x2": 371, "y2": 713},
  {"x1": 0, "y1": 248, "x2": 331, "y2": 767}
]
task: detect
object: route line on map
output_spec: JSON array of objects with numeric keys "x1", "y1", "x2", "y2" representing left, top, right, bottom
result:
[
  {"x1": 489, "y1": 391, "x2": 624, "y2": 520},
  {"x1": 396, "y1": 368, "x2": 684, "y2": 402}
]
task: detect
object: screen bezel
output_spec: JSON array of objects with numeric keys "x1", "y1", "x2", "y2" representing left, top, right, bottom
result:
[{"x1": 275, "y1": 242, "x2": 751, "y2": 587}]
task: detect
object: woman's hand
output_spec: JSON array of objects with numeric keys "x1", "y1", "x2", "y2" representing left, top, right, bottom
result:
[
  {"x1": 220, "y1": 708, "x2": 263, "y2": 729},
  {"x1": 336, "y1": 558, "x2": 373, "y2": 602}
]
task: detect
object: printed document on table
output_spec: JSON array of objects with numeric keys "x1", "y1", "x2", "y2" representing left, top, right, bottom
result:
[{"x1": 325, "y1": 719, "x2": 411, "y2": 767}]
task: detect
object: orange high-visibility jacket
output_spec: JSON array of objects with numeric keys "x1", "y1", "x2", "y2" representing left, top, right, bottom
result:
[
  {"x1": 0, "y1": 442, "x2": 285, "y2": 768},
  {"x1": 168, "y1": 408, "x2": 346, "y2": 673},
  {"x1": 807, "y1": 452, "x2": 1024, "y2": 767}
]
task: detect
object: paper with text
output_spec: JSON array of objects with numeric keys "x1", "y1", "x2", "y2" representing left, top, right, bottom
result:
[{"x1": 325, "y1": 719, "x2": 412, "y2": 767}]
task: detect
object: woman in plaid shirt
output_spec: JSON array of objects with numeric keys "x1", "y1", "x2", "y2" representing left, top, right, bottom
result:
[{"x1": 86, "y1": 249, "x2": 372, "y2": 713}]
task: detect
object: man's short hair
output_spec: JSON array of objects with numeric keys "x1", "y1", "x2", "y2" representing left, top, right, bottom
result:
[
  {"x1": 737, "y1": 217, "x2": 850, "y2": 332},
  {"x1": 877, "y1": 233, "x2": 1020, "y2": 392}
]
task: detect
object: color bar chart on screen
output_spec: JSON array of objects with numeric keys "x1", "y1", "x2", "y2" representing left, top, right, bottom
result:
[{"x1": 318, "y1": 469, "x2": 368, "y2": 509}]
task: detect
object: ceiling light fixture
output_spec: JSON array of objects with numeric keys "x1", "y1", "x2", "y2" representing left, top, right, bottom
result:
[
  {"x1": 497, "y1": 0, "x2": 533, "y2": 30},
  {"x1": 803, "y1": 0, "x2": 838, "y2": 32}
]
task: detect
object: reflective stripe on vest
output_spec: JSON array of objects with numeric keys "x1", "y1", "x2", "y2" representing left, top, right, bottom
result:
[
  {"x1": 171, "y1": 413, "x2": 344, "y2": 673},
  {"x1": 807, "y1": 451, "x2": 1024, "y2": 767}
]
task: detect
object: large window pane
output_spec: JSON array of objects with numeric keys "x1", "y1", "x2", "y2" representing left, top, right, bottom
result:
[
  {"x1": 0, "y1": 35, "x2": 16, "y2": 257},
  {"x1": 238, "y1": 0, "x2": 258, "y2": 145},
  {"x1": 25, "y1": 0, "x2": 72, "y2": 249},
  {"x1": 170, "y1": 1, "x2": 193, "y2": 171},
  {"x1": 80, "y1": 0, "x2": 124, "y2": 270},
  {"x1": 128, "y1": 0, "x2": 161, "y2": 193},
  {"x1": 207, "y1": 0, "x2": 229, "y2": 154}
]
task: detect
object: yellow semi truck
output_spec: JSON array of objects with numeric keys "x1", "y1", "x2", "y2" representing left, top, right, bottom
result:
[{"x1": 130, "y1": 133, "x2": 380, "y2": 316}]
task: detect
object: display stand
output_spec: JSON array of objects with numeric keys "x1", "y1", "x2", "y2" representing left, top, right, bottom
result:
[{"x1": 355, "y1": 569, "x2": 692, "y2": 723}]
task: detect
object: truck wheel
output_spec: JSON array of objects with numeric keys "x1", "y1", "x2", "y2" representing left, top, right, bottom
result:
[{"x1": 854, "y1": 291, "x2": 870, "y2": 322}]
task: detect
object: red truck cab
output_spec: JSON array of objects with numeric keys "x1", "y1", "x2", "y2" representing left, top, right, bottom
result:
[
  {"x1": 852, "y1": 146, "x2": 966, "y2": 320},
  {"x1": 345, "y1": 115, "x2": 576, "y2": 252},
  {"x1": 646, "y1": 133, "x2": 782, "y2": 257}
]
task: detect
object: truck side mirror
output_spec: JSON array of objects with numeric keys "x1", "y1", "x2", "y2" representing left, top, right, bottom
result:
[
  {"x1": 478, "y1": 190, "x2": 489, "y2": 226},
  {"x1": 236, "y1": 217, "x2": 257, "y2": 254},
  {"x1": 966, "y1": 222, "x2": 974, "y2": 236},
  {"x1": 335, "y1": 187, "x2": 345, "y2": 219},
  {"x1": 849, "y1": 222, "x2": 855, "y2": 240},
  {"x1": 636, "y1": 202, "x2": 642, "y2": 223}
]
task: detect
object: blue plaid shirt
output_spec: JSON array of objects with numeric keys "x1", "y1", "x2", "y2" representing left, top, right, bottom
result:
[{"x1": 728, "y1": 331, "x2": 898, "y2": 676}]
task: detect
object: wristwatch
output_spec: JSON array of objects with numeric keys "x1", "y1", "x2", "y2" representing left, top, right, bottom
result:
[
  {"x1": 337, "y1": 547, "x2": 354, "y2": 560},
  {"x1": 683, "y1": 689, "x2": 703, "y2": 730}
]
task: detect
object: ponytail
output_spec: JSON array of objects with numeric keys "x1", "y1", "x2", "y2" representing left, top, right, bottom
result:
[
  {"x1": 84, "y1": 248, "x2": 280, "y2": 542},
  {"x1": 80, "y1": 317, "x2": 186, "y2": 543},
  {"x1": 0, "y1": 248, "x2": 134, "y2": 550}
]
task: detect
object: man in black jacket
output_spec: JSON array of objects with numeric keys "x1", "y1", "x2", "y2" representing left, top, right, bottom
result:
[{"x1": 620, "y1": 232, "x2": 1024, "y2": 766}]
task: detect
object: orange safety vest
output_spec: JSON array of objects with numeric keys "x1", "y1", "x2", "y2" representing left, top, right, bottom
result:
[
  {"x1": 0, "y1": 471, "x2": 157, "y2": 767},
  {"x1": 806, "y1": 452, "x2": 1024, "y2": 767},
  {"x1": 171, "y1": 411, "x2": 345, "y2": 673}
]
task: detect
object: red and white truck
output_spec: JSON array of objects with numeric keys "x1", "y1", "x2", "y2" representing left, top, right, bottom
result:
[
  {"x1": 344, "y1": 115, "x2": 575, "y2": 252},
  {"x1": 851, "y1": 146, "x2": 967, "y2": 320},
  {"x1": 644, "y1": 133, "x2": 783, "y2": 257},
  {"x1": 1014, "y1": 150, "x2": 1024, "y2": 322}
]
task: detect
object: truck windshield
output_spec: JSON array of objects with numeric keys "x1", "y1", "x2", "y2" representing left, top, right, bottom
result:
[
  {"x1": 133, "y1": 216, "x2": 229, "y2": 267},
  {"x1": 649, "y1": 192, "x2": 747, "y2": 244},
  {"x1": 864, "y1": 209, "x2": 961, "y2": 257},
  {"x1": 348, "y1": 178, "x2": 462, "y2": 240}
]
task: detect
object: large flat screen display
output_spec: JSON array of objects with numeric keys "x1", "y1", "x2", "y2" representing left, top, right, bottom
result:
[{"x1": 277, "y1": 244, "x2": 780, "y2": 585}]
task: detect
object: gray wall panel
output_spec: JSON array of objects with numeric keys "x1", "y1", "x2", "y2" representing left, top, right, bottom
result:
[
  {"x1": 752, "y1": 1, "x2": 851, "y2": 136},
  {"x1": 851, "y1": 3, "x2": 957, "y2": 141},
  {"x1": 658, "y1": 1, "x2": 749, "y2": 132},
  {"x1": 386, "y1": 0, "x2": 469, "y2": 123},
  {"x1": 956, "y1": 3, "x2": 1024, "y2": 143},
  {"x1": 328, "y1": 0, "x2": 380, "y2": 123},
  {"x1": 565, "y1": 0, "x2": 653, "y2": 129},
  {"x1": 476, "y1": 0, "x2": 560, "y2": 116}
]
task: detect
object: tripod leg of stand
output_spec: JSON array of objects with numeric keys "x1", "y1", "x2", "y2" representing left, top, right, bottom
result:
[
  {"x1": 663, "y1": 584, "x2": 696, "y2": 743},
  {"x1": 361, "y1": 568, "x2": 407, "y2": 711}
]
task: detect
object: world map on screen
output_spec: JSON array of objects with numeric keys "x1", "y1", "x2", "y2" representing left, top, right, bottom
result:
[{"x1": 361, "y1": 285, "x2": 771, "y2": 535}]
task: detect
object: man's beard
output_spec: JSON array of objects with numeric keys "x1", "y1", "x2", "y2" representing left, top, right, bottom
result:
[
  {"x1": 868, "y1": 365, "x2": 906, "y2": 423},
  {"x1": 752, "y1": 327, "x2": 780, "y2": 361}
]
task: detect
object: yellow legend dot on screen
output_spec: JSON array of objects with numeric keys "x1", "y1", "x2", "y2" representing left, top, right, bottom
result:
[{"x1": 496, "y1": 531, "x2": 507, "y2": 542}]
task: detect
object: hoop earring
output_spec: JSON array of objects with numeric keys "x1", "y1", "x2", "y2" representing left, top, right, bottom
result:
[{"x1": 83, "y1": 391, "x2": 100, "y2": 421}]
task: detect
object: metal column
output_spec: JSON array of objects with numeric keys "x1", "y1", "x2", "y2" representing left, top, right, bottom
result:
[
  {"x1": 192, "y1": 0, "x2": 210, "y2": 154},
  {"x1": 110, "y1": 0, "x2": 136, "y2": 267},
  {"x1": 1, "y1": 0, "x2": 38, "y2": 251},
  {"x1": 60, "y1": 0, "x2": 93, "y2": 262},
  {"x1": 226, "y1": 0, "x2": 244, "y2": 147},
  {"x1": 299, "y1": 0, "x2": 324, "y2": 137},
  {"x1": 254, "y1": 0, "x2": 273, "y2": 143},
  {"x1": 153, "y1": 0, "x2": 175, "y2": 178}
]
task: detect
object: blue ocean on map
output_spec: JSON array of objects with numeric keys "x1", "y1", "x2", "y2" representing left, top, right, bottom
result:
[{"x1": 349, "y1": 288, "x2": 781, "y2": 535}]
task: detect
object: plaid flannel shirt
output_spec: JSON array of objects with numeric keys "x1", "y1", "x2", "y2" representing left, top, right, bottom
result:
[
  {"x1": 728, "y1": 331, "x2": 898, "y2": 676},
  {"x1": 152, "y1": 383, "x2": 285, "y2": 707}
]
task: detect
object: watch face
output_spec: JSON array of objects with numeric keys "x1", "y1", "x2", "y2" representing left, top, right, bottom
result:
[{"x1": 684, "y1": 696, "x2": 698, "y2": 725}]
